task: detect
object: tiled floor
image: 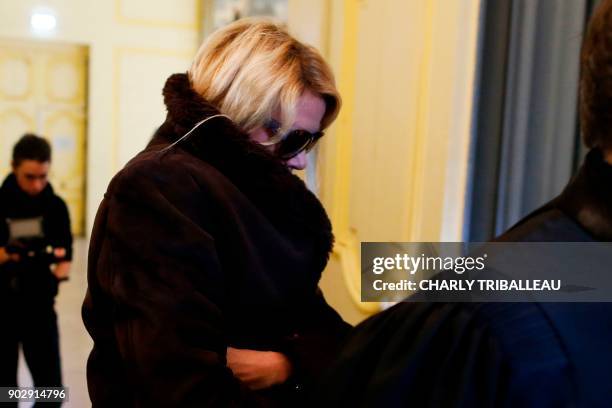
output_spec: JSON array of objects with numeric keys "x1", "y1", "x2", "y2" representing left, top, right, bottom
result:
[{"x1": 17, "y1": 238, "x2": 91, "y2": 407}]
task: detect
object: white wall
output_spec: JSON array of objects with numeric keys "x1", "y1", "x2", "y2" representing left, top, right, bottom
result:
[{"x1": 317, "y1": 0, "x2": 481, "y2": 323}]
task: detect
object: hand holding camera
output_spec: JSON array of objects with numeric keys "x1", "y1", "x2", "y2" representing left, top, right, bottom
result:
[
  {"x1": 5, "y1": 239, "x2": 67, "y2": 265},
  {"x1": 3, "y1": 217, "x2": 70, "y2": 282}
]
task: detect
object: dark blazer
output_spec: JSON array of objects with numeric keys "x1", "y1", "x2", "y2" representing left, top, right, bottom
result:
[
  {"x1": 82, "y1": 73, "x2": 350, "y2": 407},
  {"x1": 313, "y1": 149, "x2": 612, "y2": 407}
]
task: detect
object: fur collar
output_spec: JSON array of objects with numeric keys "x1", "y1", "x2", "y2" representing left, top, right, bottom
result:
[
  {"x1": 149, "y1": 73, "x2": 334, "y2": 277},
  {"x1": 557, "y1": 149, "x2": 612, "y2": 240}
]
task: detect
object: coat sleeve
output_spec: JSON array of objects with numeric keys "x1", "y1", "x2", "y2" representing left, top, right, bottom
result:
[
  {"x1": 281, "y1": 288, "x2": 351, "y2": 389},
  {"x1": 86, "y1": 162, "x2": 261, "y2": 407}
]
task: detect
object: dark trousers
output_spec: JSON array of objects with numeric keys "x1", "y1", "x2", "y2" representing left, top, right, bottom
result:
[{"x1": 0, "y1": 299, "x2": 62, "y2": 407}]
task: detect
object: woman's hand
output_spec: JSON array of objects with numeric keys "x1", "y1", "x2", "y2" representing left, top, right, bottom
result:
[
  {"x1": 226, "y1": 347, "x2": 293, "y2": 390},
  {"x1": 52, "y1": 261, "x2": 71, "y2": 280}
]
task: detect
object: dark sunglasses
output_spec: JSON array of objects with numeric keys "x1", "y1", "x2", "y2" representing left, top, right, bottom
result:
[{"x1": 262, "y1": 120, "x2": 324, "y2": 160}]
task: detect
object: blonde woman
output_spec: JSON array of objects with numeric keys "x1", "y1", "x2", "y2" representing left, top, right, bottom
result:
[{"x1": 83, "y1": 18, "x2": 350, "y2": 407}]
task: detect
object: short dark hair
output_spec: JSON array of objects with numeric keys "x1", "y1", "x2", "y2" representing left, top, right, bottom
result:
[
  {"x1": 12, "y1": 134, "x2": 52, "y2": 167},
  {"x1": 580, "y1": 0, "x2": 612, "y2": 149}
]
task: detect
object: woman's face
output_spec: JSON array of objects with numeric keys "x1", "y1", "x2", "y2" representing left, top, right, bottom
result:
[{"x1": 249, "y1": 90, "x2": 326, "y2": 171}]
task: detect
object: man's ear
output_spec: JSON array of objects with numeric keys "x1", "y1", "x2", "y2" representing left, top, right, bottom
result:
[{"x1": 10, "y1": 160, "x2": 16, "y2": 172}]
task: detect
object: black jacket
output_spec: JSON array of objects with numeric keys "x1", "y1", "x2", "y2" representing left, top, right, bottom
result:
[
  {"x1": 0, "y1": 173, "x2": 72, "y2": 302},
  {"x1": 313, "y1": 149, "x2": 612, "y2": 407},
  {"x1": 82, "y1": 73, "x2": 350, "y2": 407}
]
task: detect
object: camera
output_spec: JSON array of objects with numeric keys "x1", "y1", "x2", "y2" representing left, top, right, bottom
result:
[{"x1": 5, "y1": 217, "x2": 67, "y2": 265}]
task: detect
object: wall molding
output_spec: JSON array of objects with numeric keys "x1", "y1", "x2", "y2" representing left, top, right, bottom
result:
[
  {"x1": 45, "y1": 52, "x2": 87, "y2": 105},
  {"x1": 322, "y1": 0, "x2": 481, "y2": 312},
  {"x1": 0, "y1": 52, "x2": 33, "y2": 101},
  {"x1": 114, "y1": 0, "x2": 202, "y2": 30}
]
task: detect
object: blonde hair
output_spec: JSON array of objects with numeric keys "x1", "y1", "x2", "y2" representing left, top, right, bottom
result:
[{"x1": 189, "y1": 17, "x2": 341, "y2": 135}]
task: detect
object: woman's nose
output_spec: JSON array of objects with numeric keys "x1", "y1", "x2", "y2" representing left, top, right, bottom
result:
[{"x1": 287, "y1": 151, "x2": 307, "y2": 170}]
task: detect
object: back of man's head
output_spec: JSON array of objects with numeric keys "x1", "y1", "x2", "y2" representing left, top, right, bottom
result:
[
  {"x1": 12, "y1": 134, "x2": 52, "y2": 167},
  {"x1": 580, "y1": 0, "x2": 612, "y2": 150}
]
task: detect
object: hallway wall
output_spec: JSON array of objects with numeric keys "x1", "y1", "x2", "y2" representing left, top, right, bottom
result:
[{"x1": 317, "y1": 0, "x2": 481, "y2": 323}]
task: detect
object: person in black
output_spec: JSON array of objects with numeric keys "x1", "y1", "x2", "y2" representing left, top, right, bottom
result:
[
  {"x1": 82, "y1": 19, "x2": 350, "y2": 407},
  {"x1": 0, "y1": 134, "x2": 72, "y2": 404}
]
